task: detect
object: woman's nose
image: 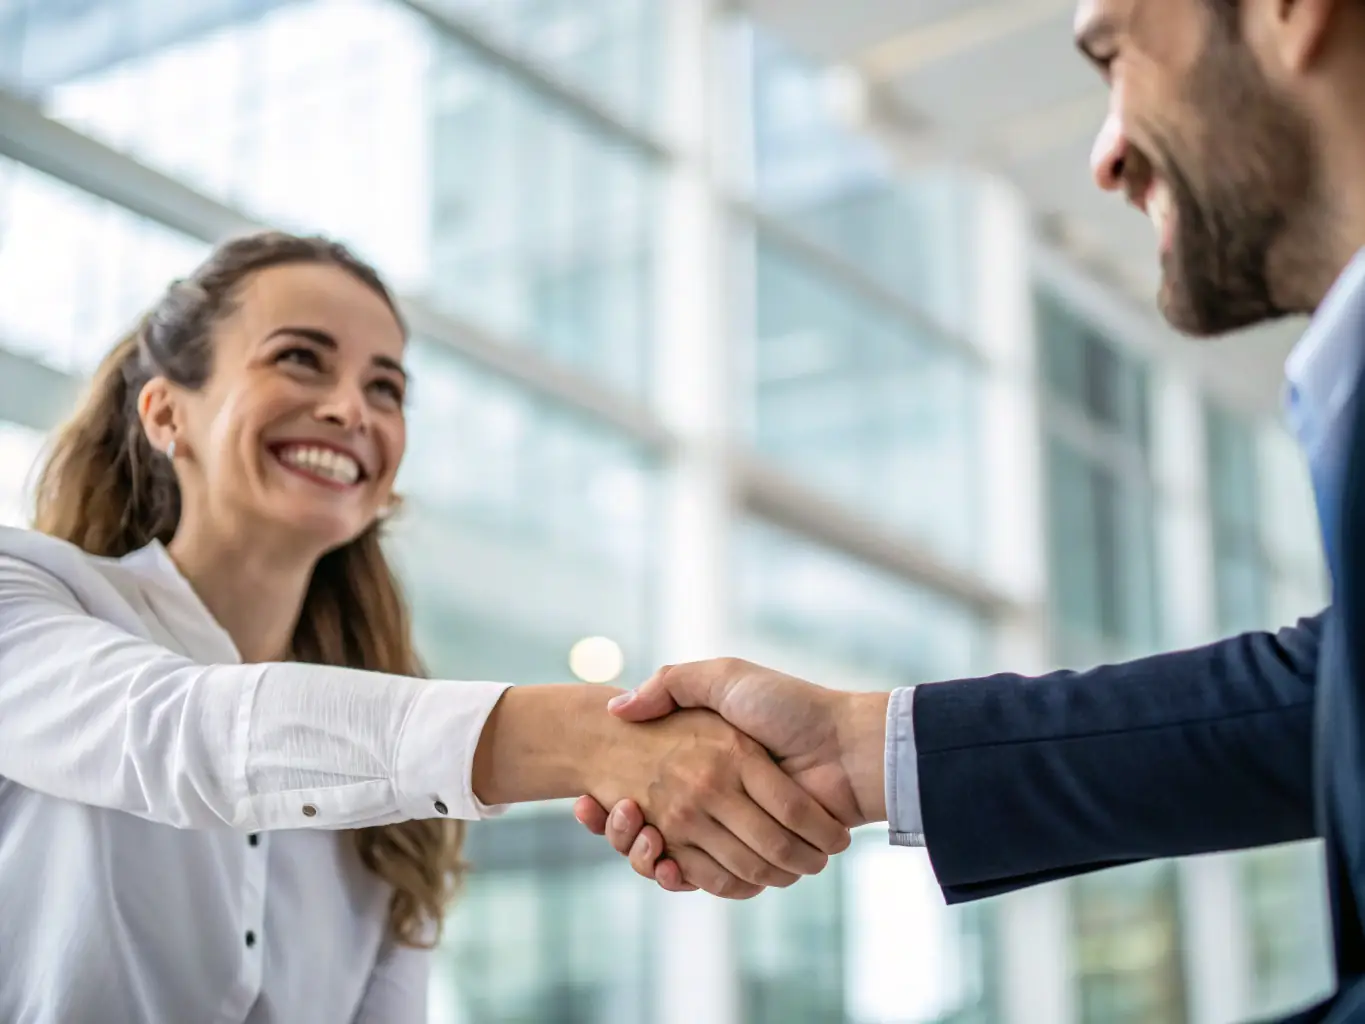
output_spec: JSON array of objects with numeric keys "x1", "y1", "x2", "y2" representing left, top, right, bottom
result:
[{"x1": 316, "y1": 384, "x2": 369, "y2": 432}]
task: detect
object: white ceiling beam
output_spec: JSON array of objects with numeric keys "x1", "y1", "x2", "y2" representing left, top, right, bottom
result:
[
  {"x1": 855, "y1": 0, "x2": 1075, "y2": 81},
  {"x1": 988, "y1": 90, "x2": 1107, "y2": 163}
]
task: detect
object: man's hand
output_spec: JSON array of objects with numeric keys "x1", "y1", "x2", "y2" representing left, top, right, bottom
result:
[
  {"x1": 579, "y1": 701, "x2": 852, "y2": 899},
  {"x1": 573, "y1": 659, "x2": 889, "y2": 894}
]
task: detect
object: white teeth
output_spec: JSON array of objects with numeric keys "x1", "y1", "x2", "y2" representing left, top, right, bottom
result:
[
  {"x1": 276, "y1": 445, "x2": 361, "y2": 486},
  {"x1": 1150, "y1": 185, "x2": 1172, "y2": 244}
]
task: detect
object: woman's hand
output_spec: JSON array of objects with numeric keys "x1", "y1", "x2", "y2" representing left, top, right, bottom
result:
[{"x1": 581, "y1": 705, "x2": 851, "y2": 898}]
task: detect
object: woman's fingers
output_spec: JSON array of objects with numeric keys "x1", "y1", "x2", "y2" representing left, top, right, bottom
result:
[
  {"x1": 572, "y1": 795, "x2": 610, "y2": 835},
  {"x1": 626, "y1": 827, "x2": 699, "y2": 891}
]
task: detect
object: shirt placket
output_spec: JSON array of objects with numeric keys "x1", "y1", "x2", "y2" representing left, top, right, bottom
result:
[{"x1": 218, "y1": 832, "x2": 269, "y2": 1021}]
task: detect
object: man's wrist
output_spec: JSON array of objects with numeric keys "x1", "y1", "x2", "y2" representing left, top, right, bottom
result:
[{"x1": 833, "y1": 690, "x2": 890, "y2": 825}]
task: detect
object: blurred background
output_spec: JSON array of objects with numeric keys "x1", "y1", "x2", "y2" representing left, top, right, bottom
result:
[{"x1": 0, "y1": 1, "x2": 1336, "y2": 1022}]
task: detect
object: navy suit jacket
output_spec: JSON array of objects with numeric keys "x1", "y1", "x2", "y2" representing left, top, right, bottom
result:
[{"x1": 915, "y1": 352, "x2": 1365, "y2": 1023}]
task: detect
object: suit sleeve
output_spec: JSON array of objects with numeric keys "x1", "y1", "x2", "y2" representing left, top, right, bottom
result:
[{"x1": 913, "y1": 613, "x2": 1323, "y2": 903}]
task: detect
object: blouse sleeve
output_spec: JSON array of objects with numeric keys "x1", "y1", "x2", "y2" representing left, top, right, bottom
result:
[{"x1": 0, "y1": 552, "x2": 510, "y2": 831}]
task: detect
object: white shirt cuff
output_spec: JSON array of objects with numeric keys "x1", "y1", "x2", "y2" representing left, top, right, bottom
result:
[
  {"x1": 394, "y1": 679, "x2": 514, "y2": 821},
  {"x1": 885, "y1": 685, "x2": 926, "y2": 847}
]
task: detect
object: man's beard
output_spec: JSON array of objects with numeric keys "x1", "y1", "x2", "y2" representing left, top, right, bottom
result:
[
  {"x1": 1158, "y1": 160, "x2": 1289, "y2": 336},
  {"x1": 1154, "y1": 36, "x2": 1322, "y2": 336}
]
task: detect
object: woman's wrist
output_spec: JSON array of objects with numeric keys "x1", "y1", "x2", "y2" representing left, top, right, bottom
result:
[{"x1": 471, "y1": 684, "x2": 625, "y2": 805}]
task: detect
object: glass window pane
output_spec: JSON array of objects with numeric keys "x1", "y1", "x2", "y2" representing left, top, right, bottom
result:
[
  {"x1": 1072, "y1": 863, "x2": 1188, "y2": 1024},
  {"x1": 0, "y1": 157, "x2": 209, "y2": 376},
  {"x1": 1039, "y1": 291, "x2": 1148, "y2": 450},
  {"x1": 428, "y1": 34, "x2": 655, "y2": 395},
  {"x1": 434, "y1": 820, "x2": 655, "y2": 1022},
  {"x1": 844, "y1": 837, "x2": 996, "y2": 1024},
  {"x1": 20, "y1": 0, "x2": 655, "y2": 395},
  {"x1": 743, "y1": 27, "x2": 976, "y2": 338},
  {"x1": 422, "y1": 0, "x2": 661, "y2": 129},
  {"x1": 1040, "y1": 292, "x2": 1158, "y2": 663},
  {"x1": 1046, "y1": 438, "x2": 1159, "y2": 662},
  {"x1": 735, "y1": 520, "x2": 986, "y2": 686},
  {"x1": 1239, "y1": 844, "x2": 1334, "y2": 1019},
  {"x1": 1206, "y1": 405, "x2": 1269, "y2": 634},
  {"x1": 394, "y1": 339, "x2": 657, "y2": 685},
  {"x1": 748, "y1": 235, "x2": 981, "y2": 569}
]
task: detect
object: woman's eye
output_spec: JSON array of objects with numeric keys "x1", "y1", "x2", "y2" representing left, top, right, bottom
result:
[
  {"x1": 278, "y1": 346, "x2": 322, "y2": 370},
  {"x1": 371, "y1": 379, "x2": 406, "y2": 405}
]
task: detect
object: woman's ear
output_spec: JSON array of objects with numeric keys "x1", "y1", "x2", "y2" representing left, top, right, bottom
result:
[
  {"x1": 377, "y1": 492, "x2": 405, "y2": 522},
  {"x1": 137, "y1": 377, "x2": 180, "y2": 456}
]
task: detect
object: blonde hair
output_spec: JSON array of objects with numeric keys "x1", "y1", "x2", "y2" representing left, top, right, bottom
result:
[{"x1": 32, "y1": 230, "x2": 464, "y2": 948}]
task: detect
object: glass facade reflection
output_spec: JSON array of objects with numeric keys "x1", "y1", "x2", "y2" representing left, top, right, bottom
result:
[
  {"x1": 744, "y1": 28, "x2": 975, "y2": 337},
  {"x1": 1206, "y1": 404, "x2": 1269, "y2": 633},
  {"x1": 1072, "y1": 863, "x2": 1188, "y2": 1024},
  {"x1": 736, "y1": 520, "x2": 984, "y2": 685},
  {"x1": 12, "y1": 0, "x2": 656, "y2": 394},
  {"x1": 1038, "y1": 290, "x2": 1159, "y2": 664},
  {"x1": 424, "y1": 0, "x2": 661, "y2": 129},
  {"x1": 748, "y1": 236, "x2": 981, "y2": 568},
  {"x1": 0, "y1": 157, "x2": 209, "y2": 375},
  {"x1": 432, "y1": 817, "x2": 656, "y2": 1024},
  {"x1": 395, "y1": 340, "x2": 656, "y2": 685}
]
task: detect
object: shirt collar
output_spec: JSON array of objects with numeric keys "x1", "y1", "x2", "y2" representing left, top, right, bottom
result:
[
  {"x1": 119, "y1": 539, "x2": 240, "y2": 658},
  {"x1": 1284, "y1": 247, "x2": 1365, "y2": 453}
]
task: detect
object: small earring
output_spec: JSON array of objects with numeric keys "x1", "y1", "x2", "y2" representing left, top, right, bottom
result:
[{"x1": 165, "y1": 440, "x2": 177, "y2": 460}]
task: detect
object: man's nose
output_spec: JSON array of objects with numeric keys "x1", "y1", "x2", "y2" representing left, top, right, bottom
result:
[{"x1": 1090, "y1": 109, "x2": 1128, "y2": 193}]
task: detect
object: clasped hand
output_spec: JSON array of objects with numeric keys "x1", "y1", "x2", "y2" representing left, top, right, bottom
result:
[
  {"x1": 580, "y1": 659, "x2": 889, "y2": 899},
  {"x1": 585, "y1": 699, "x2": 846, "y2": 898}
]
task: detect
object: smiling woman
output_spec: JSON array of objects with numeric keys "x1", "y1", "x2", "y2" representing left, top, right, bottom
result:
[{"x1": 0, "y1": 231, "x2": 851, "y2": 1024}]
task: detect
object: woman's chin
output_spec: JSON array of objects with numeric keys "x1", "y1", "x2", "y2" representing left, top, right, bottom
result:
[{"x1": 258, "y1": 504, "x2": 371, "y2": 554}]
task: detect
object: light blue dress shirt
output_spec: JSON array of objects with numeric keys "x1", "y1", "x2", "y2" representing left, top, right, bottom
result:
[
  {"x1": 1284, "y1": 248, "x2": 1365, "y2": 570},
  {"x1": 884, "y1": 248, "x2": 1365, "y2": 849}
]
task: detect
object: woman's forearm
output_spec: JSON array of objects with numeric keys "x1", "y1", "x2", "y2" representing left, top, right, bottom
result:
[{"x1": 470, "y1": 684, "x2": 625, "y2": 805}]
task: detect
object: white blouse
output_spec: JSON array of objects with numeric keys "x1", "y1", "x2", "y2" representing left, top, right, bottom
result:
[{"x1": 0, "y1": 527, "x2": 511, "y2": 1023}]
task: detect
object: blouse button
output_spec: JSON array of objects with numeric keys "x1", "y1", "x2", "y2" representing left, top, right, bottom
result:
[
  {"x1": 301, "y1": 804, "x2": 318, "y2": 818},
  {"x1": 434, "y1": 800, "x2": 449, "y2": 815}
]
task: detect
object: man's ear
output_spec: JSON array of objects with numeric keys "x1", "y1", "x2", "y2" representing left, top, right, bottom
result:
[
  {"x1": 138, "y1": 377, "x2": 179, "y2": 455},
  {"x1": 1246, "y1": 0, "x2": 1338, "y2": 74}
]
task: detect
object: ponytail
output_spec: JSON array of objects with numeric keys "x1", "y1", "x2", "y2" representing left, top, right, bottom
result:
[{"x1": 33, "y1": 326, "x2": 179, "y2": 554}]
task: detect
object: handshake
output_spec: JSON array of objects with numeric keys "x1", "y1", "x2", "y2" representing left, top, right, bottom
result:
[{"x1": 570, "y1": 658, "x2": 891, "y2": 899}]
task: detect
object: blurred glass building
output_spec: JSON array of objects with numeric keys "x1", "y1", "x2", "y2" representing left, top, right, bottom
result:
[{"x1": 0, "y1": 1, "x2": 1335, "y2": 1022}]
